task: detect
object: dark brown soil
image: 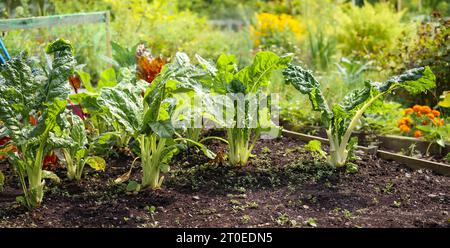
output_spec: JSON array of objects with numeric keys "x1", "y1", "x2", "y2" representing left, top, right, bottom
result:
[{"x1": 0, "y1": 136, "x2": 449, "y2": 228}]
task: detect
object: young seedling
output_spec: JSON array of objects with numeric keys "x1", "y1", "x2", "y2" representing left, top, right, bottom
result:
[{"x1": 304, "y1": 140, "x2": 327, "y2": 160}]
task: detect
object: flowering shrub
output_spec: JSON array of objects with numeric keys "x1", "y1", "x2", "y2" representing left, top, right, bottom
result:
[
  {"x1": 398, "y1": 105, "x2": 445, "y2": 138},
  {"x1": 250, "y1": 13, "x2": 305, "y2": 49}
]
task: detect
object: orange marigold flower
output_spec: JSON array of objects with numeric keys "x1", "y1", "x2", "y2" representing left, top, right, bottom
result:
[
  {"x1": 422, "y1": 120, "x2": 428, "y2": 125},
  {"x1": 403, "y1": 126, "x2": 411, "y2": 133},
  {"x1": 398, "y1": 117, "x2": 412, "y2": 126},
  {"x1": 399, "y1": 124, "x2": 410, "y2": 133},
  {"x1": 431, "y1": 110, "x2": 440, "y2": 117},
  {"x1": 440, "y1": 119, "x2": 445, "y2": 126},
  {"x1": 404, "y1": 108, "x2": 413, "y2": 115},
  {"x1": 413, "y1": 130, "x2": 423, "y2": 138},
  {"x1": 405, "y1": 117, "x2": 412, "y2": 124},
  {"x1": 421, "y1": 106, "x2": 431, "y2": 114},
  {"x1": 413, "y1": 105, "x2": 422, "y2": 112},
  {"x1": 432, "y1": 119, "x2": 441, "y2": 126},
  {"x1": 427, "y1": 113, "x2": 435, "y2": 119}
]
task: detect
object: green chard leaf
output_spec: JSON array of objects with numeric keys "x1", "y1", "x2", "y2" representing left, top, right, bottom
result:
[
  {"x1": 149, "y1": 120, "x2": 174, "y2": 138},
  {"x1": 98, "y1": 82, "x2": 145, "y2": 134},
  {"x1": 236, "y1": 51, "x2": 292, "y2": 93},
  {"x1": 370, "y1": 66, "x2": 436, "y2": 94},
  {"x1": 282, "y1": 64, "x2": 333, "y2": 121},
  {"x1": 339, "y1": 83, "x2": 372, "y2": 112},
  {"x1": 97, "y1": 68, "x2": 118, "y2": 90},
  {"x1": 40, "y1": 39, "x2": 76, "y2": 104},
  {"x1": 214, "y1": 54, "x2": 237, "y2": 91}
]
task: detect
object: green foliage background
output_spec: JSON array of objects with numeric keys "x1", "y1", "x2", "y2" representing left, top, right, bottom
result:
[{"x1": 1, "y1": 0, "x2": 448, "y2": 136}]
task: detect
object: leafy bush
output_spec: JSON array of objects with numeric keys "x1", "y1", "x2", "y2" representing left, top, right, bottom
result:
[
  {"x1": 335, "y1": 3, "x2": 406, "y2": 60},
  {"x1": 382, "y1": 13, "x2": 450, "y2": 107},
  {"x1": 250, "y1": 12, "x2": 305, "y2": 51}
]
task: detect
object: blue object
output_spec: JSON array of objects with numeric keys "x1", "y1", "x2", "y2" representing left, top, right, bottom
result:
[
  {"x1": 0, "y1": 53, "x2": 5, "y2": 65},
  {"x1": 0, "y1": 37, "x2": 10, "y2": 65}
]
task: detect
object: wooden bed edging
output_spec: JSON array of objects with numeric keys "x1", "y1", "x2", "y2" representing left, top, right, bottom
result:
[
  {"x1": 282, "y1": 129, "x2": 450, "y2": 176},
  {"x1": 282, "y1": 122, "x2": 449, "y2": 156},
  {"x1": 377, "y1": 135, "x2": 449, "y2": 155}
]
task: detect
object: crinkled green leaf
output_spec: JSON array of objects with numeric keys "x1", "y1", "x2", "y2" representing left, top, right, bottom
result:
[
  {"x1": 75, "y1": 148, "x2": 88, "y2": 161},
  {"x1": 31, "y1": 99, "x2": 68, "y2": 140},
  {"x1": 98, "y1": 82, "x2": 144, "y2": 134},
  {"x1": 149, "y1": 120, "x2": 174, "y2": 138},
  {"x1": 160, "y1": 143, "x2": 185, "y2": 171},
  {"x1": 76, "y1": 70, "x2": 94, "y2": 92},
  {"x1": 69, "y1": 91, "x2": 101, "y2": 113},
  {"x1": 227, "y1": 79, "x2": 246, "y2": 93},
  {"x1": 283, "y1": 64, "x2": 333, "y2": 121},
  {"x1": 370, "y1": 66, "x2": 436, "y2": 94},
  {"x1": 94, "y1": 132, "x2": 118, "y2": 145},
  {"x1": 40, "y1": 39, "x2": 75, "y2": 104},
  {"x1": 70, "y1": 114, "x2": 87, "y2": 146},
  {"x1": 195, "y1": 54, "x2": 217, "y2": 77},
  {"x1": 339, "y1": 83, "x2": 372, "y2": 112},
  {"x1": 236, "y1": 51, "x2": 292, "y2": 93},
  {"x1": 212, "y1": 54, "x2": 237, "y2": 93}
]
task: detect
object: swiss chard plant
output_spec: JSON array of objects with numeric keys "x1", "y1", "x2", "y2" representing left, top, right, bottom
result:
[
  {"x1": 197, "y1": 51, "x2": 292, "y2": 166},
  {"x1": 51, "y1": 112, "x2": 109, "y2": 181},
  {"x1": 0, "y1": 39, "x2": 76, "y2": 209},
  {"x1": 283, "y1": 64, "x2": 436, "y2": 167},
  {"x1": 98, "y1": 53, "x2": 214, "y2": 189},
  {"x1": 69, "y1": 68, "x2": 118, "y2": 138}
]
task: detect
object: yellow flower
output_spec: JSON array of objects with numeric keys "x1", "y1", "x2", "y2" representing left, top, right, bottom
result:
[{"x1": 250, "y1": 13, "x2": 305, "y2": 48}]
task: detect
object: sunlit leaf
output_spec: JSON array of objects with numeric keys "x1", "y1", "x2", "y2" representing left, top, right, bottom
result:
[{"x1": 86, "y1": 156, "x2": 106, "y2": 171}]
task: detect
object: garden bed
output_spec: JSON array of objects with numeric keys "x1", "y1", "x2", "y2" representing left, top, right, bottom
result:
[{"x1": 1, "y1": 136, "x2": 448, "y2": 228}]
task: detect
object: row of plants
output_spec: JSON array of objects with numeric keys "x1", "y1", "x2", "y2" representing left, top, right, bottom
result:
[{"x1": 0, "y1": 36, "x2": 437, "y2": 209}]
